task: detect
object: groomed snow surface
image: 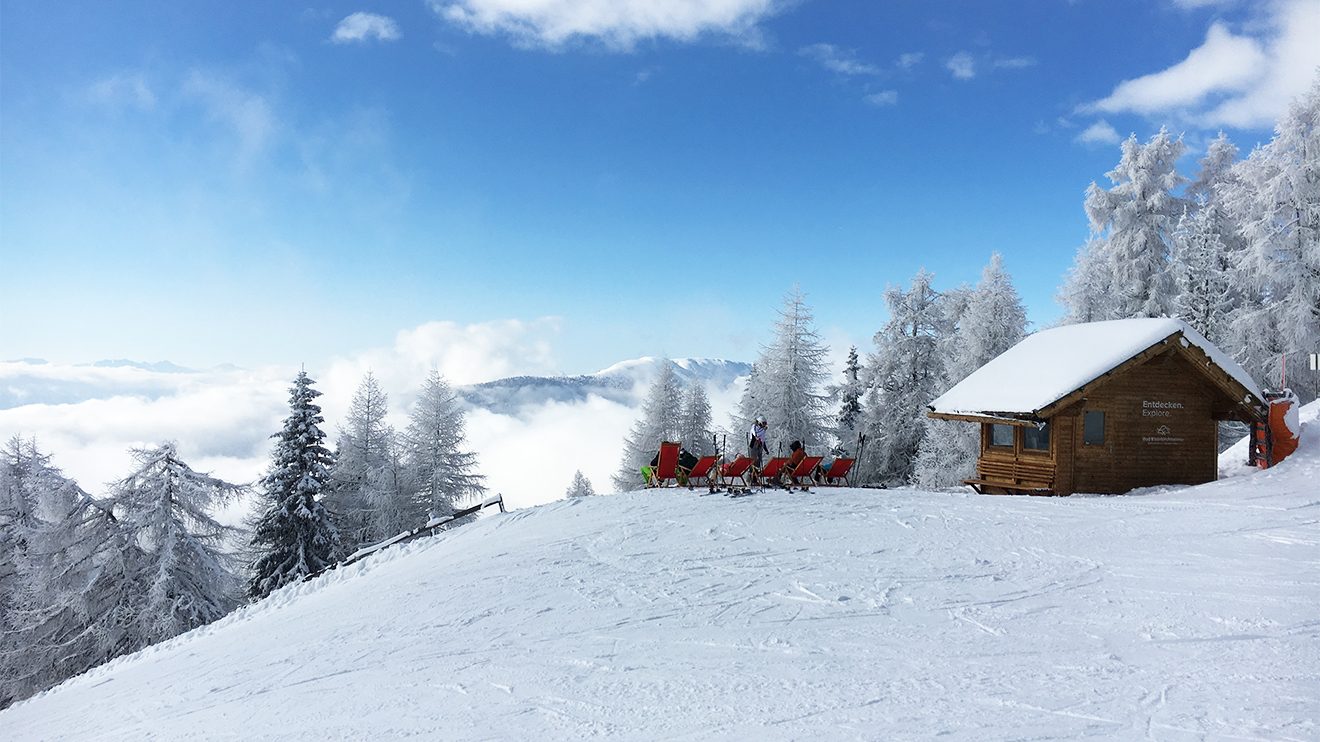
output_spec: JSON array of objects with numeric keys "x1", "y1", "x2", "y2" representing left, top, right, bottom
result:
[{"x1": 5, "y1": 409, "x2": 1319, "y2": 740}]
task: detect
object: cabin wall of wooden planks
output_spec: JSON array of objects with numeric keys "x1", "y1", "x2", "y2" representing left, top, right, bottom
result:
[
  {"x1": 1061, "y1": 349, "x2": 1219, "y2": 494},
  {"x1": 976, "y1": 348, "x2": 1222, "y2": 496}
]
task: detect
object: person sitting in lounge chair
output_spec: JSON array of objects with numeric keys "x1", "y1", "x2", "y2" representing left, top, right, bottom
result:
[
  {"x1": 647, "y1": 446, "x2": 699, "y2": 486},
  {"x1": 782, "y1": 440, "x2": 807, "y2": 488}
]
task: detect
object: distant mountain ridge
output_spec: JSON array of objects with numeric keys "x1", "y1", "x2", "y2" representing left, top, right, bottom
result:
[
  {"x1": 457, "y1": 357, "x2": 751, "y2": 415},
  {"x1": 88, "y1": 359, "x2": 197, "y2": 373}
]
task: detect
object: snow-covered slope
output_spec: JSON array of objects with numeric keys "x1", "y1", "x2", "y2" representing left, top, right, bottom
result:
[{"x1": 5, "y1": 409, "x2": 1318, "y2": 740}]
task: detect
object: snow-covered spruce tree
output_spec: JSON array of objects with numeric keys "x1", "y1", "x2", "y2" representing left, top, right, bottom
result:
[
  {"x1": 828, "y1": 346, "x2": 866, "y2": 456},
  {"x1": 946, "y1": 254, "x2": 1025, "y2": 384},
  {"x1": 1172, "y1": 204, "x2": 1237, "y2": 345},
  {"x1": 861, "y1": 270, "x2": 949, "y2": 485},
  {"x1": 913, "y1": 255, "x2": 1027, "y2": 488},
  {"x1": 325, "y1": 373, "x2": 405, "y2": 551},
  {"x1": 611, "y1": 362, "x2": 684, "y2": 491},
  {"x1": 731, "y1": 361, "x2": 764, "y2": 449},
  {"x1": 110, "y1": 443, "x2": 244, "y2": 644},
  {"x1": 402, "y1": 370, "x2": 485, "y2": 522},
  {"x1": 1171, "y1": 133, "x2": 1248, "y2": 350},
  {"x1": 248, "y1": 371, "x2": 342, "y2": 601},
  {"x1": 1221, "y1": 77, "x2": 1320, "y2": 403},
  {"x1": 733, "y1": 287, "x2": 832, "y2": 454},
  {"x1": 677, "y1": 382, "x2": 715, "y2": 456},
  {"x1": 565, "y1": 471, "x2": 596, "y2": 498},
  {"x1": 0, "y1": 438, "x2": 145, "y2": 707},
  {"x1": 1187, "y1": 132, "x2": 1265, "y2": 403},
  {"x1": 1058, "y1": 237, "x2": 1116, "y2": 325},
  {"x1": 1082, "y1": 128, "x2": 1187, "y2": 319}
]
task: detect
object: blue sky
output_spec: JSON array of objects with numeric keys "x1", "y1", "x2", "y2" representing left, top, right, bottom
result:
[{"x1": 2, "y1": 0, "x2": 1316, "y2": 376}]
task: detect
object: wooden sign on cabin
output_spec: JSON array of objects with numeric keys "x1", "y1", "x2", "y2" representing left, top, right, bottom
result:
[{"x1": 926, "y1": 318, "x2": 1266, "y2": 496}]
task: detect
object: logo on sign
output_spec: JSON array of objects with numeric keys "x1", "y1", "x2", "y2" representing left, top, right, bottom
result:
[{"x1": 1143, "y1": 423, "x2": 1184, "y2": 446}]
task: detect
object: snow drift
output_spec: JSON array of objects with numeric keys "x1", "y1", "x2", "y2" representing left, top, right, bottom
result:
[{"x1": 4, "y1": 406, "x2": 1318, "y2": 740}]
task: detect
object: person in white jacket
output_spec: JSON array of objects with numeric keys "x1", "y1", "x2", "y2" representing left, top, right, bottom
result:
[{"x1": 749, "y1": 417, "x2": 768, "y2": 470}]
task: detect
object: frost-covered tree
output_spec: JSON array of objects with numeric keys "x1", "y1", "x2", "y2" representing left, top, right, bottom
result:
[
  {"x1": 0, "y1": 438, "x2": 38, "y2": 657},
  {"x1": 612, "y1": 363, "x2": 684, "y2": 491},
  {"x1": 733, "y1": 287, "x2": 832, "y2": 454},
  {"x1": 402, "y1": 370, "x2": 485, "y2": 521},
  {"x1": 248, "y1": 371, "x2": 341, "y2": 601},
  {"x1": 862, "y1": 270, "x2": 949, "y2": 485},
  {"x1": 913, "y1": 255, "x2": 1027, "y2": 488},
  {"x1": 0, "y1": 437, "x2": 51, "y2": 706},
  {"x1": 0, "y1": 438, "x2": 145, "y2": 707},
  {"x1": 830, "y1": 346, "x2": 865, "y2": 455},
  {"x1": 565, "y1": 471, "x2": 595, "y2": 499},
  {"x1": 1221, "y1": 78, "x2": 1320, "y2": 402},
  {"x1": 325, "y1": 373, "x2": 405, "y2": 550},
  {"x1": 1189, "y1": 131, "x2": 1240, "y2": 204},
  {"x1": 1172, "y1": 203, "x2": 1238, "y2": 345},
  {"x1": 677, "y1": 383, "x2": 715, "y2": 456},
  {"x1": 110, "y1": 443, "x2": 243, "y2": 644},
  {"x1": 945, "y1": 254, "x2": 1026, "y2": 384},
  {"x1": 1058, "y1": 237, "x2": 1115, "y2": 324},
  {"x1": 1081, "y1": 128, "x2": 1187, "y2": 319}
]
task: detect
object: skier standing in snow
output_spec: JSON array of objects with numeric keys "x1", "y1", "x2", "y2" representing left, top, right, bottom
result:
[{"x1": 749, "y1": 417, "x2": 769, "y2": 475}]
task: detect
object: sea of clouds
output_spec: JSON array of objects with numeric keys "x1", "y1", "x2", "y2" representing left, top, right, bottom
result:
[{"x1": 0, "y1": 319, "x2": 748, "y2": 524}]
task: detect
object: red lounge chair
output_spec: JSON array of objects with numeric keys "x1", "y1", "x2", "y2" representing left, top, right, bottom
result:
[
  {"x1": 649, "y1": 441, "x2": 682, "y2": 488},
  {"x1": 787, "y1": 456, "x2": 823, "y2": 486},
  {"x1": 686, "y1": 455, "x2": 719, "y2": 488},
  {"x1": 720, "y1": 456, "x2": 753, "y2": 488},
  {"x1": 757, "y1": 457, "x2": 789, "y2": 486},
  {"x1": 820, "y1": 458, "x2": 855, "y2": 486}
]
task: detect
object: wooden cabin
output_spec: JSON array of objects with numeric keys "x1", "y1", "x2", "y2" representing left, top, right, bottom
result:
[{"x1": 926, "y1": 319, "x2": 1266, "y2": 496}]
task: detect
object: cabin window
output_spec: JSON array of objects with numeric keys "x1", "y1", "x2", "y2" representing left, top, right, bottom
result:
[
  {"x1": 990, "y1": 424, "x2": 1014, "y2": 448},
  {"x1": 1084, "y1": 410, "x2": 1105, "y2": 445},
  {"x1": 1023, "y1": 423, "x2": 1050, "y2": 451}
]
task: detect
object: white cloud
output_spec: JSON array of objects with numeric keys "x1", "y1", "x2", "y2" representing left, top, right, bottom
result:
[
  {"x1": 1075, "y1": 119, "x2": 1122, "y2": 146},
  {"x1": 0, "y1": 363, "x2": 289, "y2": 511},
  {"x1": 864, "y1": 90, "x2": 898, "y2": 107},
  {"x1": 319, "y1": 318, "x2": 563, "y2": 418},
  {"x1": 1170, "y1": 0, "x2": 1238, "y2": 7},
  {"x1": 1088, "y1": 23, "x2": 1265, "y2": 114},
  {"x1": 466, "y1": 396, "x2": 636, "y2": 508},
  {"x1": 0, "y1": 319, "x2": 564, "y2": 506},
  {"x1": 1086, "y1": 0, "x2": 1320, "y2": 128},
  {"x1": 799, "y1": 43, "x2": 880, "y2": 76},
  {"x1": 430, "y1": 0, "x2": 783, "y2": 50},
  {"x1": 0, "y1": 321, "x2": 751, "y2": 515},
  {"x1": 182, "y1": 71, "x2": 277, "y2": 164},
  {"x1": 86, "y1": 73, "x2": 156, "y2": 110},
  {"x1": 896, "y1": 52, "x2": 924, "y2": 70},
  {"x1": 946, "y1": 51, "x2": 976, "y2": 80},
  {"x1": 993, "y1": 56, "x2": 1036, "y2": 69},
  {"x1": 332, "y1": 12, "x2": 402, "y2": 43}
]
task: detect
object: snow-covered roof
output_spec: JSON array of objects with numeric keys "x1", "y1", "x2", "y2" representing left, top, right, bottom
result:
[{"x1": 929, "y1": 318, "x2": 1263, "y2": 419}]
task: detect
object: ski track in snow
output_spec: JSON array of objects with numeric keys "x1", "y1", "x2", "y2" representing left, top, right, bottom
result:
[{"x1": 4, "y1": 416, "x2": 1320, "y2": 740}]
